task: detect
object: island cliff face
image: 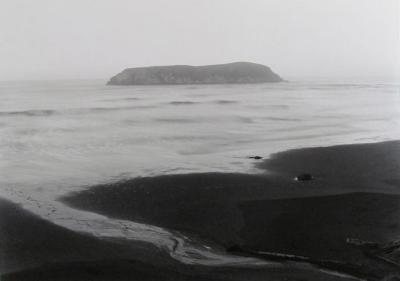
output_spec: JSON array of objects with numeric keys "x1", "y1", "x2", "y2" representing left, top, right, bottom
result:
[{"x1": 107, "y1": 62, "x2": 283, "y2": 85}]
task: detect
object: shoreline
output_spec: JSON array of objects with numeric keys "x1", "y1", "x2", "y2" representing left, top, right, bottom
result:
[
  {"x1": 61, "y1": 141, "x2": 400, "y2": 250},
  {"x1": 2, "y1": 140, "x2": 400, "y2": 280},
  {"x1": 0, "y1": 199, "x2": 362, "y2": 281}
]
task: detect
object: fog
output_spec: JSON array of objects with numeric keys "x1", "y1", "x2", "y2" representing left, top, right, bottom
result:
[{"x1": 0, "y1": 0, "x2": 398, "y2": 81}]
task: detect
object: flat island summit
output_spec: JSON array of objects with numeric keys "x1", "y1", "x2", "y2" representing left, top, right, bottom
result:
[{"x1": 107, "y1": 62, "x2": 283, "y2": 85}]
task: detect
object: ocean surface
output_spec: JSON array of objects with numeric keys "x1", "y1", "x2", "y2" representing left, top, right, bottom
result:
[{"x1": 0, "y1": 78, "x2": 399, "y2": 265}]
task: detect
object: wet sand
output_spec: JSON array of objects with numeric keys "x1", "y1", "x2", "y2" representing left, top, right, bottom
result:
[
  {"x1": 2, "y1": 141, "x2": 400, "y2": 280},
  {"x1": 0, "y1": 198, "x2": 178, "y2": 273},
  {"x1": 0, "y1": 199, "x2": 361, "y2": 281},
  {"x1": 62, "y1": 141, "x2": 400, "y2": 254}
]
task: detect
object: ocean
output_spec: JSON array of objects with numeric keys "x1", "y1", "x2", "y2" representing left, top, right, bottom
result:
[{"x1": 0, "y1": 78, "x2": 399, "y2": 265}]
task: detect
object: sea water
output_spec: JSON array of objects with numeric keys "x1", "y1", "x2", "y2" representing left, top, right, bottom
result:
[{"x1": 0, "y1": 79, "x2": 399, "y2": 264}]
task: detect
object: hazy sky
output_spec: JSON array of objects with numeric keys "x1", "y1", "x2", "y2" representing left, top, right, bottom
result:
[{"x1": 0, "y1": 0, "x2": 399, "y2": 81}]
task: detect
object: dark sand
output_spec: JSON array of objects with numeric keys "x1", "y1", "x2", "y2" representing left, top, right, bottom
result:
[
  {"x1": 0, "y1": 198, "x2": 177, "y2": 273},
  {"x1": 3, "y1": 141, "x2": 400, "y2": 280},
  {"x1": 0, "y1": 200, "x2": 357, "y2": 281},
  {"x1": 61, "y1": 142, "x2": 400, "y2": 253}
]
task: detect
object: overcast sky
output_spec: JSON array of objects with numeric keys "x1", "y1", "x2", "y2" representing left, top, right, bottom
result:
[{"x1": 0, "y1": 0, "x2": 399, "y2": 81}]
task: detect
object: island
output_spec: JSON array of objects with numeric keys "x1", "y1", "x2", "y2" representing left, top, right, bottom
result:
[{"x1": 107, "y1": 62, "x2": 283, "y2": 85}]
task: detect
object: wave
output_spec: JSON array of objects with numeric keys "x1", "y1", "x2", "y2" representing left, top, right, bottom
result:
[
  {"x1": 169, "y1": 100, "x2": 239, "y2": 105},
  {"x1": 0, "y1": 105, "x2": 158, "y2": 117},
  {"x1": 248, "y1": 104, "x2": 289, "y2": 110},
  {"x1": 214, "y1": 100, "x2": 238, "y2": 104},
  {"x1": 263, "y1": 117, "x2": 302, "y2": 122},
  {"x1": 102, "y1": 97, "x2": 140, "y2": 102},
  {"x1": 0, "y1": 109, "x2": 57, "y2": 117},
  {"x1": 154, "y1": 117, "x2": 198, "y2": 123},
  {"x1": 86, "y1": 105, "x2": 157, "y2": 112},
  {"x1": 169, "y1": 101, "x2": 198, "y2": 105},
  {"x1": 154, "y1": 115, "x2": 259, "y2": 124}
]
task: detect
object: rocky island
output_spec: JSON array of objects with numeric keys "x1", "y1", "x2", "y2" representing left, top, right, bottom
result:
[{"x1": 107, "y1": 62, "x2": 283, "y2": 85}]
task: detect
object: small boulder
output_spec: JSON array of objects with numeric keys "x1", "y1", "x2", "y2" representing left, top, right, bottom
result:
[
  {"x1": 249, "y1": 156, "x2": 263, "y2": 160},
  {"x1": 295, "y1": 173, "x2": 314, "y2": 181}
]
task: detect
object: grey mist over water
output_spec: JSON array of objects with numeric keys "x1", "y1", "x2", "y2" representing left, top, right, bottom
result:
[{"x1": 1, "y1": 0, "x2": 398, "y2": 81}]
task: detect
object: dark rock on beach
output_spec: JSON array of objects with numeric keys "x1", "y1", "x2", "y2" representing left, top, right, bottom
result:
[
  {"x1": 295, "y1": 173, "x2": 313, "y2": 181},
  {"x1": 107, "y1": 62, "x2": 283, "y2": 85},
  {"x1": 249, "y1": 156, "x2": 263, "y2": 160}
]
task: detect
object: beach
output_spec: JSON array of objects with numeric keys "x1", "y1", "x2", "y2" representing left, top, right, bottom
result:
[
  {"x1": 0, "y1": 198, "x2": 359, "y2": 281},
  {"x1": 62, "y1": 141, "x2": 400, "y2": 254},
  {"x1": 2, "y1": 140, "x2": 399, "y2": 280},
  {"x1": 1, "y1": 0, "x2": 399, "y2": 279},
  {"x1": 0, "y1": 79, "x2": 399, "y2": 280}
]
